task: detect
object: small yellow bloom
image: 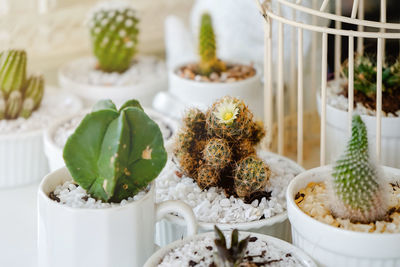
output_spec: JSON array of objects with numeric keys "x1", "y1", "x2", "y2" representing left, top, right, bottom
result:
[{"x1": 213, "y1": 98, "x2": 239, "y2": 125}]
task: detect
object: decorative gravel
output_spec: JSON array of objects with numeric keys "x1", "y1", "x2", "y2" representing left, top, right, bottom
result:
[
  {"x1": 296, "y1": 181, "x2": 400, "y2": 233},
  {"x1": 50, "y1": 180, "x2": 147, "y2": 208},
  {"x1": 52, "y1": 110, "x2": 177, "y2": 149},
  {"x1": 158, "y1": 233, "x2": 308, "y2": 267},
  {"x1": 326, "y1": 79, "x2": 400, "y2": 117},
  {"x1": 0, "y1": 90, "x2": 81, "y2": 134},
  {"x1": 156, "y1": 150, "x2": 303, "y2": 223},
  {"x1": 61, "y1": 55, "x2": 165, "y2": 87}
]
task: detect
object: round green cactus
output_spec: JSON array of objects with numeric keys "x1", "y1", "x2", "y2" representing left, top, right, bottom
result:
[
  {"x1": 203, "y1": 138, "x2": 231, "y2": 169},
  {"x1": 63, "y1": 99, "x2": 167, "y2": 203},
  {"x1": 88, "y1": 2, "x2": 139, "y2": 73},
  {"x1": 0, "y1": 50, "x2": 44, "y2": 120},
  {"x1": 195, "y1": 164, "x2": 220, "y2": 190},
  {"x1": 330, "y1": 114, "x2": 387, "y2": 223},
  {"x1": 234, "y1": 156, "x2": 270, "y2": 199}
]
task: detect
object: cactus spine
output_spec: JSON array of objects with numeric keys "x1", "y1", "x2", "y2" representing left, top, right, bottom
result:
[
  {"x1": 203, "y1": 138, "x2": 231, "y2": 169},
  {"x1": 198, "y1": 13, "x2": 226, "y2": 76},
  {"x1": 88, "y1": 2, "x2": 139, "y2": 73},
  {"x1": 63, "y1": 99, "x2": 167, "y2": 203},
  {"x1": 330, "y1": 115, "x2": 387, "y2": 223},
  {"x1": 0, "y1": 50, "x2": 44, "y2": 120}
]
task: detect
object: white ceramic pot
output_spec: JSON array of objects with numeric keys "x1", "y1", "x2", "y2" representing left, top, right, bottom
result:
[
  {"x1": 0, "y1": 90, "x2": 82, "y2": 188},
  {"x1": 317, "y1": 87, "x2": 400, "y2": 168},
  {"x1": 145, "y1": 231, "x2": 317, "y2": 267},
  {"x1": 58, "y1": 56, "x2": 167, "y2": 107},
  {"x1": 153, "y1": 64, "x2": 263, "y2": 119},
  {"x1": 287, "y1": 165, "x2": 400, "y2": 267},
  {"x1": 43, "y1": 108, "x2": 179, "y2": 172},
  {"x1": 155, "y1": 151, "x2": 304, "y2": 247},
  {"x1": 38, "y1": 167, "x2": 198, "y2": 267}
]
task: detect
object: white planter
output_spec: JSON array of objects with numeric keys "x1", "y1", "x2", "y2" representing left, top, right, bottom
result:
[
  {"x1": 153, "y1": 64, "x2": 263, "y2": 119},
  {"x1": 0, "y1": 90, "x2": 82, "y2": 188},
  {"x1": 145, "y1": 231, "x2": 317, "y2": 267},
  {"x1": 43, "y1": 108, "x2": 179, "y2": 172},
  {"x1": 38, "y1": 167, "x2": 197, "y2": 267},
  {"x1": 155, "y1": 151, "x2": 304, "y2": 247},
  {"x1": 287, "y1": 165, "x2": 400, "y2": 267},
  {"x1": 317, "y1": 85, "x2": 400, "y2": 168},
  {"x1": 58, "y1": 56, "x2": 167, "y2": 107}
]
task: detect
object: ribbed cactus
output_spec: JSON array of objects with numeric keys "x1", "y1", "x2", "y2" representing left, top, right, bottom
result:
[
  {"x1": 63, "y1": 99, "x2": 167, "y2": 203},
  {"x1": 198, "y1": 13, "x2": 226, "y2": 76},
  {"x1": 203, "y1": 138, "x2": 231, "y2": 169},
  {"x1": 330, "y1": 115, "x2": 387, "y2": 223},
  {"x1": 88, "y1": 1, "x2": 139, "y2": 73},
  {"x1": 0, "y1": 50, "x2": 44, "y2": 120},
  {"x1": 234, "y1": 156, "x2": 270, "y2": 199}
]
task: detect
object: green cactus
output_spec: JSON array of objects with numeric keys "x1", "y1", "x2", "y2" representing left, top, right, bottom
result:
[
  {"x1": 330, "y1": 115, "x2": 387, "y2": 223},
  {"x1": 88, "y1": 2, "x2": 139, "y2": 73},
  {"x1": 198, "y1": 13, "x2": 226, "y2": 76},
  {"x1": 63, "y1": 99, "x2": 167, "y2": 203},
  {"x1": 0, "y1": 50, "x2": 45, "y2": 120},
  {"x1": 203, "y1": 138, "x2": 231, "y2": 169},
  {"x1": 213, "y1": 226, "x2": 249, "y2": 267},
  {"x1": 234, "y1": 156, "x2": 270, "y2": 199},
  {"x1": 196, "y1": 164, "x2": 220, "y2": 190}
]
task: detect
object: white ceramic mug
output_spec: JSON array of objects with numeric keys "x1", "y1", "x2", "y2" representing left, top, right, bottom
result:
[{"x1": 38, "y1": 167, "x2": 198, "y2": 267}]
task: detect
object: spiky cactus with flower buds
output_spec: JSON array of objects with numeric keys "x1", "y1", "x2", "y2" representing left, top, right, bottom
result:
[
  {"x1": 198, "y1": 13, "x2": 226, "y2": 76},
  {"x1": 329, "y1": 114, "x2": 388, "y2": 223},
  {"x1": 0, "y1": 50, "x2": 44, "y2": 120},
  {"x1": 174, "y1": 96, "x2": 269, "y2": 201},
  {"x1": 88, "y1": 1, "x2": 139, "y2": 73}
]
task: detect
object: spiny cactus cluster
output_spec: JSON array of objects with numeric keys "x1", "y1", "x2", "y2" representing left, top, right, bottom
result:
[
  {"x1": 174, "y1": 96, "x2": 269, "y2": 200},
  {"x1": 0, "y1": 50, "x2": 44, "y2": 120},
  {"x1": 329, "y1": 114, "x2": 388, "y2": 223},
  {"x1": 88, "y1": 1, "x2": 139, "y2": 73},
  {"x1": 63, "y1": 99, "x2": 167, "y2": 203},
  {"x1": 198, "y1": 13, "x2": 226, "y2": 76}
]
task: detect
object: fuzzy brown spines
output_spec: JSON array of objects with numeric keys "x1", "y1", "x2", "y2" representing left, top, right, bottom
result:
[
  {"x1": 196, "y1": 164, "x2": 220, "y2": 189},
  {"x1": 249, "y1": 120, "x2": 266, "y2": 145},
  {"x1": 183, "y1": 108, "x2": 207, "y2": 138},
  {"x1": 203, "y1": 138, "x2": 231, "y2": 169},
  {"x1": 176, "y1": 152, "x2": 198, "y2": 177},
  {"x1": 234, "y1": 156, "x2": 270, "y2": 199},
  {"x1": 234, "y1": 140, "x2": 256, "y2": 161}
]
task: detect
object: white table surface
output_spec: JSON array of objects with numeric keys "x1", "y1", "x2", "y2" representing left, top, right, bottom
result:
[{"x1": 0, "y1": 182, "x2": 39, "y2": 267}]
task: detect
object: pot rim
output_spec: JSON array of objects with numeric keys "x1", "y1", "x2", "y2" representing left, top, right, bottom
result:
[
  {"x1": 38, "y1": 166, "x2": 155, "y2": 213},
  {"x1": 144, "y1": 230, "x2": 317, "y2": 267},
  {"x1": 162, "y1": 150, "x2": 304, "y2": 230},
  {"x1": 287, "y1": 164, "x2": 400, "y2": 237}
]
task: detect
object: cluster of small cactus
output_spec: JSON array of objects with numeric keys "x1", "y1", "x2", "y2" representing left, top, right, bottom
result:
[
  {"x1": 198, "y1": 13, "x2": 226, "y2": 76},
  {"x1": 0, "y1": 50, "x2": 44, "y2": 120},
  {"x1": 88, "y1": 1, "x2": 139, "y2": 73},
  {"x1": 63, "y1": 99, "x2": 167, "y2": 203},
  {"x1": 174, "y1": 96, "x2": 270, "y2": 200},
  {"x1": 329, "y1": 114, "x2": 388, "y2": 223}
]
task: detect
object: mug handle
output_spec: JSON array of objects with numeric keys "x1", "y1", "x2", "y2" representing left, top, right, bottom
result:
[
  {"x1": 155, "y1": 200, "x2": 198, "y2": 236},
  {"x1": 152, "y1": 91, "x2": 187, "y2": 119}
]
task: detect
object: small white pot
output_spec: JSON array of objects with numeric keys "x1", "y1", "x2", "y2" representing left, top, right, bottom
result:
[
  {"x1": 317, "y1": 85, "x2": 400, "y2": 168},
  {"x1": 0, "y1": 90, "x2": 82, "y2": 188},
  {"x1": 145, "y1": 231, "x2": 317, "y2": 267},
  {"x1": 155, "y1": 151, "x2": 304, "y2": 247},
  {"x1": 58, "y1": 56, "x2": 167, "y2": 107},
  {"x1": 287, "y1": 165, "x2": 400, "y2": 267},
  {"x1": 153, "y1": 64, "x2": 263, "y2": 119},
  {"x1": 38, "y1": 167, "x2": 198, "y2": 267},
  {"x1": 43, "y1": 108, "x2": 179, "y2": 172}
]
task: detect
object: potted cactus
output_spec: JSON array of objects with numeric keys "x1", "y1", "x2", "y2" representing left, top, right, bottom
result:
[
  {"x1": 287, "y1": 114, "x2": 400, "y2": 267},
  {"x1": 155, "y1": 96, "x2": 304, "y2": 246},
  {"x1": 317, "y1": 55, "x2": 400, "y2": 168},
  {"x1": 0, "y1": 49, "x2": 82, "y2": 188},
  {"x1": 145, "y1": 226, "x2": 316, "y2": 267},
  {"x1": 37, "y1": 99, "x2": 197, "y2": 267},
  {"x1": 154, "y1": 13, "x2": 263, "y2": 119},
  {"x1": 58, "y1": 0, "x2": 167, "y2": 107}
]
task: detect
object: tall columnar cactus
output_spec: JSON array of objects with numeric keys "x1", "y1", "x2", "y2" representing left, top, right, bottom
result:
[
  {"x1": 88, "y1": 1, "x2": 139, "y2": 73},
  {"x1": 198, "y1": 13, "x2": 226, "y2": 76},
  {"x1": 330, "y1": 115, "x2": 387, "y2": 223},
  {"x1": 0, "y1": 50, "x2": 44, "y2": 120},
  {"x1": 234, "y1": 156, "x2": 270, "y2": 199},
  {"x1": 63, "y1": 99, "x2": 167, "y2": 203}
]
